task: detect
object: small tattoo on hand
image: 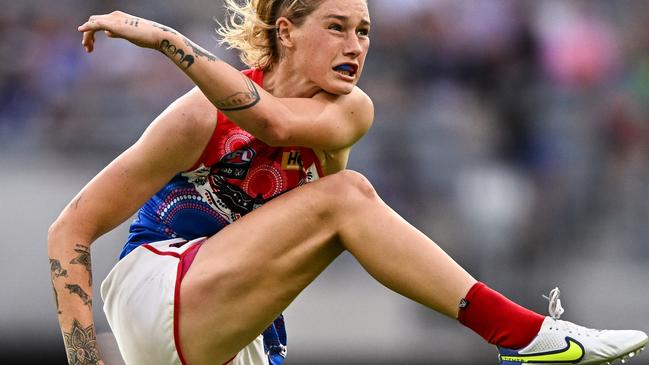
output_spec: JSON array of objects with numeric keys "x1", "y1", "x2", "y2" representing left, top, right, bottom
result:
[{"x1": 125, "y1": 17, "x2": 140, "y2": 27}]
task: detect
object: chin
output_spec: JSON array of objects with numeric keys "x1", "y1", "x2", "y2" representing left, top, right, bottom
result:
[{"x1": 324, "y1": 81, "x2": 355, "y2": 95}]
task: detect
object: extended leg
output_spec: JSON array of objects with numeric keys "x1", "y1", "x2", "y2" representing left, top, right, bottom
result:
[
  {"x1": 179, "y1": 170, "x2": 648, "y2": 365},
  {"x1": 179, "y1": 170, "x2": 475, "y2": 364}
]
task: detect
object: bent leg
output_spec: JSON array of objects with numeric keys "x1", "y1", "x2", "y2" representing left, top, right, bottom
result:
[{"x1": 179, "y1": 170, "x2": 476, "y2": 365}]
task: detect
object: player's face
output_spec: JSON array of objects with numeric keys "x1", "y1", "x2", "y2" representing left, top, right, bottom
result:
[{"x1": 289, "y1": 0, "x2": 370, "y2": 95}]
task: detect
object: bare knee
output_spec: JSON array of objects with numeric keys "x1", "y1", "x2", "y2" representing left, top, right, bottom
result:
[
  {"x1": 322, "y1": 169, "x2": 378, "y2": 210},
  {"x1": 334, "y1": 169, "x2": 376, "y2": 198}
]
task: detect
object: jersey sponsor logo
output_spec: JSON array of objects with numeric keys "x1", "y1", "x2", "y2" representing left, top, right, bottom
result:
[
  {"x1": 281, "y1": 150, "x2": 302, "y2": 171},
  {"x1": 216, "y1": 147, "x2": 256, "y2": 179},
  {"x1": 499, "y1": 337, "x2": 585, "y2": 363}
]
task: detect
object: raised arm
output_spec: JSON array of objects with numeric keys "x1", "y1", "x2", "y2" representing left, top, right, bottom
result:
[
  {"x1": 77, "y1": 11, "x2": 374, "y2": 151},
  {"x1": 47, "y1": 87, "x2": 215, "y2": 364}
]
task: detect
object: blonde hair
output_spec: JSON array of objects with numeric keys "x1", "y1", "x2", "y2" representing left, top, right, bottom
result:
[{"x1": 217, "y1": 0, "x2": 325, "y2": 71}]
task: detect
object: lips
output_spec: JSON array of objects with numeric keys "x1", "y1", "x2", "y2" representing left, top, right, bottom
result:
[{"x1": 333, "y1": 63, "x2": 358, "y2": 78}]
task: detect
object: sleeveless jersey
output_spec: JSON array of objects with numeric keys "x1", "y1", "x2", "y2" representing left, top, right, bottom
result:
[{"x1": 121, "y1": 69, "x2": 323, "y2": 365}]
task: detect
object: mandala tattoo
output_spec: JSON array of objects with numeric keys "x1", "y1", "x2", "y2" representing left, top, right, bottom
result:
[
  {"x1": 64, "y1": 320, "x2": 100, "y2": 365},
  {"x1": 215, "y1": 76, "x2": 261, "y2": 111},
  {"x1": 65, "y1": 284, "x2": 92, "y2": 309},
  {"x1": 70, "y1": 244, "x2": 92, "y2": 286},
  {"x1": 50, "y1": 258, "x2": 68, "y2": 279}
]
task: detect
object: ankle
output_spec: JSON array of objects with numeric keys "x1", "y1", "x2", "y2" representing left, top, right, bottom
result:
[{"x1": 458, "y1": 282, "x2": 544, "y2": 349}]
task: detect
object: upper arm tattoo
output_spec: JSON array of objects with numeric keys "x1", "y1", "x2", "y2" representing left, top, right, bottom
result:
[{"x1": 215, "y1": 76, "x2": 261, "y2": 111}]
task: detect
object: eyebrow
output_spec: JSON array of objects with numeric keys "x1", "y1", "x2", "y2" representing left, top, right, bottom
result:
[{"x1": 324, "y1": 14, "x2": 371, "y2": 27}]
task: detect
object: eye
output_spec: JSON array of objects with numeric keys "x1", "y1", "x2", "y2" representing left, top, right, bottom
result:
[
  {"x1": 357, "y1": 28, "x2": 370, "y2": 37},
  {"x1": 328, "y1": 23, "x2": 343, "y2": 32}
]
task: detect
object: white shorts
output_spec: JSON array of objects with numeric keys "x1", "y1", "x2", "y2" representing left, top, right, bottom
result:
[{"x1": 101, "y1": 237, "x2": 269, "y2": 365}]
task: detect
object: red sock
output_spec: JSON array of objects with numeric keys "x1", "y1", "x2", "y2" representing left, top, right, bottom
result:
[{"x1": 457, "y1": 282, "x2": 544, "y2": 349}]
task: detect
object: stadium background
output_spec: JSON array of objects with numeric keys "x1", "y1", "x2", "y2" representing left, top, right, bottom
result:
[{"x1": 2, "y1": 0, "x2": 649, "y2": 364}]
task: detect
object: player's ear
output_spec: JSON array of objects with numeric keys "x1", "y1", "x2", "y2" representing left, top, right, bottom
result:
[{"x1": 275, "y1": 17, "x2": 294, "y2": 48}]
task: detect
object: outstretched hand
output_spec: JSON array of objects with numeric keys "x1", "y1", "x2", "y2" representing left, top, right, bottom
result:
[{"x1": 78, "y1": 11, "x2": 170, "y2": 53}]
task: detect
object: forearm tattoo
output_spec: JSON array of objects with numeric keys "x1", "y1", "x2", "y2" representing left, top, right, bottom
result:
[
  {"x1": 50, "y1": 258, "x2": 68, "y2": 314},
  {"x1": 183, "y1": 38, "x2": 218, "y2": 62},
  {"x1": 64, "y1": 320, "x2": 100, "y2": 365},
  {"x1": 215, "y1": 76, "x2": 261, "y2": 111},
  {"x1": 151, "y1": 22, "x2": 257, "y2": 110},
  {"x1": 70, "y1": 244, "x2": 92, "y2": 286},
  {"x1": 160, "y1": 38, "x2": 195, "y2": 69},
  {"x1": 52, "y1": 286, "x2": 62, "y2": 314},
  {"x1": 65, "y1": 284, "x2": 92, "y2": 309},
  {"x1": 152, "y1": 22, "x2": 218, "y2": 69},
  {"x1": 151, "y1": 22, "x2": 178, "y2": 34},
  {"x1": 50, "y1": 258, "x2": 69, "y2": 279}
]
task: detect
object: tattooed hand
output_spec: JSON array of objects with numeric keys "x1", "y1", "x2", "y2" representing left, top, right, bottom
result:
[{"x1": 78, "y1": 11, "x2": 172, "y2": 52}]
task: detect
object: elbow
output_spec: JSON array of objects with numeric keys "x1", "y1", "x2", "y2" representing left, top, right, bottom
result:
[
  {"x1": 47, "y1": 212, "x2": 96, "y2": 252},
  {"x1": 263, "y1": 125, "x2": 289, "y2": 147},
  {"x1": 47, "y1": 217, "x2": 67, "y2": 253},
  {"x1": 259, "y1": 117, "x2": 290, "y2": 147}
]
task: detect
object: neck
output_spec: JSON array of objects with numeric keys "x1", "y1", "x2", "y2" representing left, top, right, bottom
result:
[{"x1": 263, "y1": 61, "x2": 322, "y2": 98}]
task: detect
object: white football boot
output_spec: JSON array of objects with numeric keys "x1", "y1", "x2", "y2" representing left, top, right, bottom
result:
[{"x1": 498, "y1": 288, "x2": 648, "y2": 364}]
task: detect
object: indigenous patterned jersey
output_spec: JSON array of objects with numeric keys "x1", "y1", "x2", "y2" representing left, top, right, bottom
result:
[{"x1": 121, "y1": 69, "x2": 323, "y2": 365}]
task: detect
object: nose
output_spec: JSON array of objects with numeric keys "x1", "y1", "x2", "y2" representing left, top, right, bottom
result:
[{"x1": 343, "y1": 33, "x2": 362, "y2": 58}]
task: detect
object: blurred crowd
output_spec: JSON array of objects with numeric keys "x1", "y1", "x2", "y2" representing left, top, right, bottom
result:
[{"x1": 2, "y1": 0, "x2": 649, "y2": 294}]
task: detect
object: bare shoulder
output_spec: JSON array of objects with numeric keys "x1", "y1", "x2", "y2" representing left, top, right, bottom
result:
[
  {"x1": 137, "y1": 87, "x2": 217, "y2": 171},
  {"x1": 152, "y1": 86, "x2": 217, "y2": 140},
  {"x1": 344, "y1": 86, "x2": 374, "y2": 118},
  {"x1": 315, "y1": 86, "x2": 374, "y2": 135},
  {"x1": 349, "y1": 86, "x2": 374, "y2": 126}
]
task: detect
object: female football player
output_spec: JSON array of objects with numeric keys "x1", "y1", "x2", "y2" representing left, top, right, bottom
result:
[{"x1": 48, "y1": 1, "x2": 647, "y2": 364}]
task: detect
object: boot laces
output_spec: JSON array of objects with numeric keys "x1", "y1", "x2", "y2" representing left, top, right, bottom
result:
[
  {"x1": 543, "y1": 287, "x2": 601, "y2": 337},
  {"x1": 542, "y1": 287, "x2": 565, "y2": 320}
]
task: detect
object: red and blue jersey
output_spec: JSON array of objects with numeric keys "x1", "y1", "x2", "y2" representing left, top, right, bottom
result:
[{"x1": 121, "y1": 69, "x2": 323, "y2": 364}]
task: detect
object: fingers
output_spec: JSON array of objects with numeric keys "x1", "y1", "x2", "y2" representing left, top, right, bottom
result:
[
  {"x1": 81, "y1": 29, "x2": 96, "y2": 53},
  {"x1": 77, "y1": 11, "x2": 153, "y2": 52},
  {"x1": 77, "y1": 13, "x2": 120, "y2": 52},
  {"x1": 78, "y1": 16, "x2": 101, "y2": 53}
]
